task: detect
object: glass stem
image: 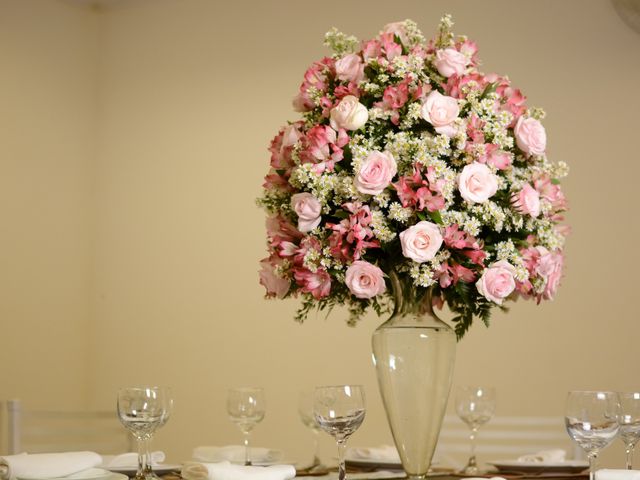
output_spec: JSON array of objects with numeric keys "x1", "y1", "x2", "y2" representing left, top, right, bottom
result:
[
  {"x1": 588, "y1": 452, "x2": 598, "y2": 480},
  {"x1": 136, "y1": 436, "x2": 148, "y2": 480},
  {"x1": 312, "y1": 430, "x2": 321, "y2": 467},
  {"x1": 625, "y1": 445, "x2": 633, "y2": 470},
  {"x1": 144, "y1": 437, "x2": 152, "y2": 474},
  {"x1": 337, "y1": 438, "x2": 347, "y2": 480},
  {"x1": 243, "y1": 432, "x2": 251, "y2": 466},
  {"x1": 468, "y1": 427, "x2": 478, "y2": 466}
]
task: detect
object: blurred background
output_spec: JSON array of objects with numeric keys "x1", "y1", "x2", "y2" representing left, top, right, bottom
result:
[{"x1": 1, "y1": 0, "x2": 639, "y2": 468}]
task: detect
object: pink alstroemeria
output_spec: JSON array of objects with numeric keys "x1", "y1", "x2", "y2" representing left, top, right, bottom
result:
[
  {"x1": 443, "y1": 224, "x2": 480, "y2": 250},
  {"x1": 327, "y1": 203, "x2": 380, "y2": 261},
  {"x1": 436, "y1": 261, "x2": 476, "y2": 288},
  {"x1": 534, "y1": 174, "x2": 568, "y2": 213},
  {"x1": 266, "y1": 214, "x2": 303, "y2": 247},
  {"x1": 472, "y1": 143, "x2": 512, "y2": 170},
  {"x1": 293, "y1": 57, "x2": 336, "y2": 112},
  {"x1": 393, "y1": 166, "x2": 446, "y2": 213},
  {"x1": 294, "y1": 267, "x2": 331, "y2": 300},
  {"x1": 259, "y1": 257, "x2": 291, "y2": 299},
  {"x1": 299, "y1": 125, "x2": 349, "y2": 173},
  {"x1": 380, "y1": 33, "x2": 402, "y2": 60}
]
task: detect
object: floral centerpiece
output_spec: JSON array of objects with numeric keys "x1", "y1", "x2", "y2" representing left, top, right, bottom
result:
[{"x1": 258, "y1": 15, "x2": 568, "y2": 339}]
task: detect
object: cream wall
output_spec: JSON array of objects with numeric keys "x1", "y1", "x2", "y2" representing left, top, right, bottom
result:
[
  {"x1": 2, "y1": 0, "x2": 640, "y2": 467},
  {"x1": 0, "y1": 0, "x2": 97, "y2": 419}
]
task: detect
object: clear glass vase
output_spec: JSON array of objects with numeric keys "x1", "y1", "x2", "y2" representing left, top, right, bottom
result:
[{"x1": 372, "y1": 271, "x2": 456, "y2": 480}]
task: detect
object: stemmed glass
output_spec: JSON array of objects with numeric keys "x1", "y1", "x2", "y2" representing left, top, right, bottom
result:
[
  {"x1": 227, "y1": 387, "x2": 266, "y2": 466},
  {"x1": 617, "y1": 392, "x2": 640, "y2": 469},
  {"x1": 565, "y1": 391, "x2": 620, "y2": 480},
  {"x1": 298, "y1": 390, "x2": 327, "y2": 472},
  {"x1": 455, "y1": 386, "x2": 496, "y2": 475},
  {"x1": 117, "y1": 386, "x2": 172, "y2": 480},
  {"x1": 313, "y1": 385, "x2": 365, "y2": 480}
]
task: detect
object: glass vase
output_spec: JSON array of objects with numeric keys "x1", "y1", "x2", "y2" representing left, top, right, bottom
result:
[{"x1": 372, "y1": 271, "x2": 456, "y2": 480}]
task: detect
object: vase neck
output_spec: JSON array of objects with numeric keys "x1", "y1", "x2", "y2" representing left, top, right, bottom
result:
[{"x1": 389, "y1": 270, "x2": 437, "y2": 318}]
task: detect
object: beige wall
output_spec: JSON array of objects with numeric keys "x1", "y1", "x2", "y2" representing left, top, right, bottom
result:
[
  {"x1": 0, "y1": 0, "x2": 97, "y2": 418},
  {"x1": 2, "y1": 0, "x2": 640, "y2": 467}
]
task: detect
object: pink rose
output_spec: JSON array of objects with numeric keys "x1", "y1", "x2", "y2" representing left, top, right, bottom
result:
[
  {"x1": 335, "y1": 53, "x2": 365, "y2": 84},
  {"x1": 345, "y1": 260, "x2": 386, "y2": 299},
  {"x1": 399, "y1": 221, "x2": 443, "y2": 263},
  {"x1": 512, "y1": 183, "x2": 541, "y2": 217},
  {"x1": 435, "y1": 48, "x2": 469, "y2": 78},
  {"x1": 330, "y1": 95, "x2": 368, "y2": 131},
  {"x1": 354, "y1": 150, "x2": 397, "y2": 195},
  {"x1": 458, "y1": 162, "x2": 499, "y2": 203},
  {"x1": 421, "y1": 91, "x2": 460, "y2": 135},
  {"x1": 259, "y1": 258, "x2": 290, "y2": 298},
  {"x1": 291, "y1": 192, "x2": 322, "y2": 232},
  {"x1": 514, "y1": 116, "x2": 546, "y2": 156},
  {"x1": 476, "y1": 260, "x2": 516, "y2": 304}
]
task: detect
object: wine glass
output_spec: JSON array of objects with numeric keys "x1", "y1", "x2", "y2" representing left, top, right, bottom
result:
[
  {"x1": 227, "y1": 387, "x2": 266, "y2": 466},
  {"x1": 455, "y1": 386, "x2": 496, "y2": 475},
  {"x1": 617, "y1": 392, "x2": 640, "y2": 469},
  {"x1": 313, "y1": 385, "x2": 365, "y2": 480},
  {"x1": 298, "y1": 389, "x2": 327, "y2": 473},
  {"x1": 565, "y1": 391, "x2": 620, "y2": 480},
  {"x1": 117, "y1": 386, "x2": 172, "y2": 480}
]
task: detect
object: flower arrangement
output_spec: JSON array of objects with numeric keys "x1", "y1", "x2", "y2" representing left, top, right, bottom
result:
[{"x1": 258, "y1": 16, "x2": 569, "y2": 338}]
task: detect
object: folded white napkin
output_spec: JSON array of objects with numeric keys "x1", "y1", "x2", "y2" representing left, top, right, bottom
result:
[
  {"x1": 517, "y1": 449, "x2": 566, "y2": 463},
  {"x1": 0, "y1": 452, "x2": 102, "y2": 480},
  {"x1": 192, "y1": 446, "x2": 282, "y2": 464},
  {"x1": 181, "y1": 461, "x2": 295, "y2": 480},
  {"x1": 346, "y1": 445, "x2": 401, "y2": 462},
  {"x1": 596, "y1": 469, "x2": 640, "y2": 480},
  {"x1": 101, "y1": 451, "x2": 165, "y2": 467}
]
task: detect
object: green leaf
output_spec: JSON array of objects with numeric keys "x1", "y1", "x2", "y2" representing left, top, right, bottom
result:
[
  {"x1": 333, "y1": 210, "x2": 349, "y2": 219},
  {"x1": 427, "y1": 210, "x2": 444, "y2": 225},
  {"x1": 480, "y1": 82, "x2": 498, "y2": 99},
  {"x1": 416, "y1": 211, "x2": 427, "y2": 221},
  {"x1": 551, "y1": 178, "x2": 561, "y2": 185}
]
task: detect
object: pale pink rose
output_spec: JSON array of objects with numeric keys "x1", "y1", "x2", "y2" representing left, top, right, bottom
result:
[
  {"x1": 330, "y1": 95, "x2": 368, "y2": 131},
  {"x1": 259, "y1": 258, "x2": 290, "y2": 298},
  {"x1": 514, "y1": 116, "x2": 546, "y2": 156},
  {"x1": 399, "y1": 221, "x2": 443, "y2": 263},
  {"x1": 291, "y1": 192, "x2": 322, "y2": 233},
  {"x1": 435, "y1": 48, "x2": 469, "y2": 77},
  {"x1": 458, "y1": 162, "x2": 499, "y2": 203},
  {"x1": 476, "y1": 260, "x2": 516, "y2": 304},
  {"x1": 345, "y1": 260, "x2": 386, "y2": 299},
  {"x1": 421, "y1": 91, "x2": 460, "y2": 133},
  {"x1": 335, "y1": 53, "x2": 365, "y2": 84},
  {"x1": 512, "y1": 183, "x2": 541, "y2": 217},
  {"x1": 382, "y1": 21, "x2": 409, "y2": 45},
  {"x1": 354, "y1": 150, "x2": 397, "y2": 195}
]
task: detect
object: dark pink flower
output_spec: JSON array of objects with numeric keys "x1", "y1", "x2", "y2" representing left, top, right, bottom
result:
[
  {"x1": 393, "y1": 166, "x2": 445, "y2": 213},
  {"x1": 327, "y1": 203, "x2": 380, "y2": 261},
  {"x1": 294, "y1": 267, "x2": 331, "y2": 299}
]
